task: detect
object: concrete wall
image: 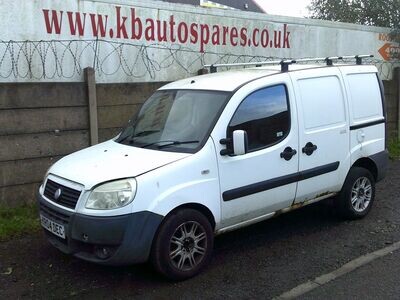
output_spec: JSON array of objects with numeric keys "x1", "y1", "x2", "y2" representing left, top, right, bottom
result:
[
  {"x1": 0, "y1": 81, "x2": 164, "y2": 207},
  {"x1": 0, "y1": 76, "x2": 398, "y2": 208},
  {"x1": 0, "y1": 83, "x2": 88, "y2": 207}
]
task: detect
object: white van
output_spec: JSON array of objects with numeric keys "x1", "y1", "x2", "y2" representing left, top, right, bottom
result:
[{"x1": 38, "y1": 57, "x2": 388, "y2": 280}]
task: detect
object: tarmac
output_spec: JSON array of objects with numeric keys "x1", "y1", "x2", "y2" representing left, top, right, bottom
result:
[
  {"x1": 1, "y1": 160, "x2": 400, "y2": 299},
  {"x1": 278, "y1": 241, "x2": 400, "y2": 299}
]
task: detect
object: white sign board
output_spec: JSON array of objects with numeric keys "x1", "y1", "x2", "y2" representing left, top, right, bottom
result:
[{"x1": 0, "y1": 0, "x2": 396, "y2": 82}]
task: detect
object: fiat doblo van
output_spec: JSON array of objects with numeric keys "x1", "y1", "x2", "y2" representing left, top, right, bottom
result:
[{"x1": 37, "y1": 57, "x2": 388, "y2": 280}]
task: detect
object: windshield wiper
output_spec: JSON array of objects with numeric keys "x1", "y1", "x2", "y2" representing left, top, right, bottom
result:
[
  {"x1": 117, "y1": 134, "x2": 131, "y2": 143},
  {"x1": 118, "y1": 130, "x2": 160, "y2": 144},
  {"x1": 133, "y1": 130, "x2": 160, "y2": 137},
  {"x1": 142, "y1": 140, "x2": 200, "y2": 149}
]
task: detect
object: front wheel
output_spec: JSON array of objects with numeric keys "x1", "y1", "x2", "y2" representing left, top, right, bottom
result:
[
  {"x1": 336, "y1": 167, "x2": 375, "y2": 219},
  {"x1": 150, "y1": 208, "x2": 214, "y2": 280}
]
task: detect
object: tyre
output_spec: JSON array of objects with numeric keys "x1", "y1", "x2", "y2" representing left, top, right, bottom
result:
[
  {"x1": 336, "y1": 167, "x2": 375, "y2": 219},
  {"x1": 150, "y1": 208, "x2": 214, "y2": 280}
]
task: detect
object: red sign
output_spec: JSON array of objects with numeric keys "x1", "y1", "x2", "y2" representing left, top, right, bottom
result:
[{"x1": 378, "y1": 43, "x2": 400, "y2": 61}]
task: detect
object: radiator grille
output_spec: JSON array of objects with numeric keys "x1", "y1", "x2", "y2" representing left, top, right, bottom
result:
[{"x1": 44, "y1": 179, "x2": 81, "y2": 209}]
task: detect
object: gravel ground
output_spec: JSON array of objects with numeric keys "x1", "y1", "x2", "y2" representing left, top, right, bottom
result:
[{"x1": 1, "y1": 161, "x2": 399, "y2": 299}]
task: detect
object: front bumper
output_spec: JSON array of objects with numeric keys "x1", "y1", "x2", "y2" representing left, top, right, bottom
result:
[{"x1": 37, "y1": 191, "x2": 163, "y2": 266}]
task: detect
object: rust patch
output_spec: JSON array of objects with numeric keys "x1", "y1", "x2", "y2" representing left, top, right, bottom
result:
[
  {"x1": 291, "y1": 202, "x2": 305, "y2": 209},
  {"x1": 273, "y1": 192, "x2": 335, "y2": 218},
  {"x1": 315, "y1": 191, "x2": 332, "y2": 198}
]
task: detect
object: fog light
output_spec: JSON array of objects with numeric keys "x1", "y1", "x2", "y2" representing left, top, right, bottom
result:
[{"x1": 94, "y1": 246, "x2": 112, "y2": 259}]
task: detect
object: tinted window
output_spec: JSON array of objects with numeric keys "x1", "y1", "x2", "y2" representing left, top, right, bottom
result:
[{"x1": 228, "y1": 85, "x2": 290, "y2": 151}]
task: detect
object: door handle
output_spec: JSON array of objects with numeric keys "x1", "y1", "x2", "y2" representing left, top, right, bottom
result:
[
  {"x1": 280, "y1": 147, "x2": 297, "y2": 161},
  {"x1": 302, "y1": 142, "x2": 318, "y2": 156}
]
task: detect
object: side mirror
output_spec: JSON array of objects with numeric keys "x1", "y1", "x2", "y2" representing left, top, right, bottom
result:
[
  {"x1": 219, "y1": 130, "x2": 248, "y2": 156},
  {"x1": 232, "y1": 130, "x2": 248, "y2": 155}
]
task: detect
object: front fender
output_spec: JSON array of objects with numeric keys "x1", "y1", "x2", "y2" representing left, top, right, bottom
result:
[
  {"x1": 131, "y1": 139, "x2": 222, "y2": 228},
  {"x1": 148, "y1": 177, "x2": 219, "y2": 220}
]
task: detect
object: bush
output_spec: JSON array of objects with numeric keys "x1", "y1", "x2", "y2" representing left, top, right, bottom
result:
[{"x1": 388, "y1": 138, "x2": 400, "y2": 160}]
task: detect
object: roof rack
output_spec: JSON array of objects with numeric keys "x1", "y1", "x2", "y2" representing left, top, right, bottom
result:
[{"x1": 204, "y1": 54, "x2": 374, "y2": 73}]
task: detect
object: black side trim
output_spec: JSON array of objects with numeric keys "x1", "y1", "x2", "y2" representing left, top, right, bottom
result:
[
  {"x1": 222, "y1": 161, "x2": 339, "y2": 201},
  {"x1": 350, "y1": 118, "x2": 385, "y2": 130},
  {"x1": 300, "y1": 161, "x2": 339, "y2": 180}
]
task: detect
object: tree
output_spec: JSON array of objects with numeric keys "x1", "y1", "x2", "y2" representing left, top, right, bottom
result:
[{"x1": 308, "y1": 0, "x2": 400, "y2": 29}]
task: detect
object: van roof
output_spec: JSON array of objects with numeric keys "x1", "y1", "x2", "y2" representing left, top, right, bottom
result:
[
  {"x1": 159, "y1": 68, "x2": 279, "y2": 92},
  {"x1": 159, "y1": 64, "x2": 378, "y2": 92}
]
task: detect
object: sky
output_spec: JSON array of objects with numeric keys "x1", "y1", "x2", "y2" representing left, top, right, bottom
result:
[{"x1": 254, "y1": 0, "x2": 311, "y2": 18}]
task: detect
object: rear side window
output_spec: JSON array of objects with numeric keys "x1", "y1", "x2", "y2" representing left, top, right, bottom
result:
[
  {"x1": 228, "y1": 85, "x2": 290, "y2": 152},
  {"x1": 346, "y1": 73, "x2": 383, "y2": 122}
]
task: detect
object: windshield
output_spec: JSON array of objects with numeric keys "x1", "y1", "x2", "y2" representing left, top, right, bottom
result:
[{"x1": 117, "y1": 90, "x2": 230, "y2": 152}]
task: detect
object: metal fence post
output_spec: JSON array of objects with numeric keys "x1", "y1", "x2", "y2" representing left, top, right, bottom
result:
[{"x1": 85, "y1": 67, "x2": 99, "y2": 145}]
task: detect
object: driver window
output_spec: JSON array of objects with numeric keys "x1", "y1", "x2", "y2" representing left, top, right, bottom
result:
[{"x1": 228, "y1": 85, "x2": 290, "y2": 152}]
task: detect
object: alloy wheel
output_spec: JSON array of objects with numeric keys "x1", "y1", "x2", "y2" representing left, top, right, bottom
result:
[
  {"x1": 169, "y1": 221, "x2": 207, "y2": 271},
  {"x1": 351, "y1": 176, "x2": 372, "y2": 212}
]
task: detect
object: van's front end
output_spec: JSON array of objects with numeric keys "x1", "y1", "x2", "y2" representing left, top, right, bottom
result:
[
  {"x1": 37, "y1": 141, "x2": 189, "y2": 265},
  {"x1": 37, "y1": 88, "x2": 230, "y2": 266}
]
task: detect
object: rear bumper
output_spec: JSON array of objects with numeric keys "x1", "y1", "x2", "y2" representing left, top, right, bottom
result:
[
  {"x1": 37, "y1": 191, "x2": 163, "y2": 266},
  {"x1": 370, "y1": 149, "x2": 389, "y2": 182}
]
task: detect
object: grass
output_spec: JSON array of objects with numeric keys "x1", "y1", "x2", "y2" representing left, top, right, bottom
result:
[
  {"x1": 0, "y1": 204, "x2": 41, "y2": 242},
  {"x1": 388, "y1": 138, "x2": 400, "y2": 160}
]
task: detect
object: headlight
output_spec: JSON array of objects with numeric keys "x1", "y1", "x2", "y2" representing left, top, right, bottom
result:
[{"x1": 86, "y1": 179, "x2": 137, "y2": 210}]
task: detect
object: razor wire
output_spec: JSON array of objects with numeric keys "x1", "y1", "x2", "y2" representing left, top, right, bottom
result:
[{"x1": 0, "y1": 39, "x2": 398, "y2": 81}]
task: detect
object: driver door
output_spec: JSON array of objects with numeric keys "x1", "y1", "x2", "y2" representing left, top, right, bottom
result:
[{"x1": 215, "y1": 74, "x2": 299, "y2": 229}]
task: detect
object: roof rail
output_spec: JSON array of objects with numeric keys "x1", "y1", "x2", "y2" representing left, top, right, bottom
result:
[{"x1": 204, "y1": 54, "x2": 374, "y2": 73}]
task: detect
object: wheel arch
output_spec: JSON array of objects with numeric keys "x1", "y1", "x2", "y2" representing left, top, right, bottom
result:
[
  {"x1": 149, "y1": 203, "x2": 216, "y2": 261},
  {"x1": 163, "y1": 203, "x2": 217, "y2": 230},
  {"x1": 352, "y1": 157, "x2": 378, "y2": 181}
]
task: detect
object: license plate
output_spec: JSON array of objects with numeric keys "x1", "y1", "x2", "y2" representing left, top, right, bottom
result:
[{"x1": 40, "y1": 214, "x2": 65, "y2": 239}]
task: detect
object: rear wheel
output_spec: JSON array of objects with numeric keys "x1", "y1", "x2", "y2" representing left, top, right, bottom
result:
[
  {"x1": 336, "y1": 167, "x2": 375, "y2": 219},
  {"x1": 150, "y1": 208, "x2": 214, "y2": 280}
]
